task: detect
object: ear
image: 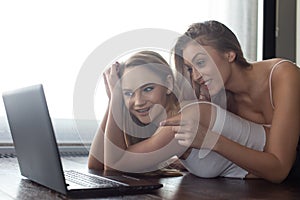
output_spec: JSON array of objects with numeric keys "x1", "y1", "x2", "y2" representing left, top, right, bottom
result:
[
  {"x1": 165, "y1": 74, "x2": 174, "y2": 94},
  {"x1": 227, "y1": 51, "x2": 236, "y2": 62}
]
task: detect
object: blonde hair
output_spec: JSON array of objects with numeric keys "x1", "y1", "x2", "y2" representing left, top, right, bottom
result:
[
  {"x1": 118, "y1": 51, "x2": 180, "y2": 145},
  {"x1": 118, "y1": 51, "x2": 179, "y2": 118}
]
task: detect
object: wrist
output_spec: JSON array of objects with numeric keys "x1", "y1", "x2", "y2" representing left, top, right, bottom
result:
[
  {"x1": 111, "y1": 92, "x2": 123, "y2": 103},
  {"x1": 212, "y1": 134, "x2": 225, "y2": 153},
  {"x1": 201, "y1": 130, "x2": 222, "y2": 152}
]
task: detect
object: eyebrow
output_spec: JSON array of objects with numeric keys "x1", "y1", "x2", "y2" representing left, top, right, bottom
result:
[
  {"x1": 122, "y1": 83, "x2": 154, "y2": 91},
  {"x1": 183, "y1": 63, "x2": 192, "y2": 69},
  {"x1": 191, "y1": 52, "x2": 206, "y2": 63},
  {"x1": 183, "y1": 52, "x2": 207, "y2": 67}
]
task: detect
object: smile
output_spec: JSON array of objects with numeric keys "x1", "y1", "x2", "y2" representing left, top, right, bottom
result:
[
  {"x1": 136, "y1": 108, "x2": 150, "y2": 113},
  {"x1": 135, "y1": 107, "x2": 151, "y2": 114}
]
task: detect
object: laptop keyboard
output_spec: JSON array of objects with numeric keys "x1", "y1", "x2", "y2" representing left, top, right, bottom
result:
[{"x1": 64, "y1": 170, "x2": 124, "y2": 188}]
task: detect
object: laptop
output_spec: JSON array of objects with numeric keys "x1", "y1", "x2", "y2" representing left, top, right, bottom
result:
[{"x1": 2, "y1": 84, "x2": 163, "y2": 198}]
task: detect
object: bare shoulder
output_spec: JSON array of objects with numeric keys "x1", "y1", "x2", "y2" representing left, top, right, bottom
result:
[
  {"x1": 253, "y1": 58, "x2": 300, "y2": 84},
  {"x1": 270, "y1": 59, "x2": 300, "y2": 83},
  {"x1": 270, "y1": 59, "x2": 300, "y2": 106}
]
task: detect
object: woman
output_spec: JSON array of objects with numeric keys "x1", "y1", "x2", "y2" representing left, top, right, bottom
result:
[
  {"x1": 162, "y1": 20, "x2": 300, "y2": 183},
  {"x1": 88, "y1": 50, "x2": 265, "y2": 177},
  {"x1": 89, "y1": 50, "x2": 187, "y2": 173}
]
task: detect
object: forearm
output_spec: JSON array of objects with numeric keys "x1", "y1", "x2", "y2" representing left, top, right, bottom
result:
[
  {"x1": 88, "y1": 154, "x2": 104, "y2": 170},
  {"x1": 104, "y1": 96, "x2": 127, "y2": 167},
  {"x1": 106, "y1": 124, "x2": 187, "y2": 172},
  {"x1": 113, "y1": 138, "x2": 185, "y2": 172},
  {"x1": 195, "y1": 103, "x2": 287, "y2": 182},
  {"x1": 208, "y1": 105, "x2": 291, "y2": 182},
  {"x1": 88, "y1": 104, "x2": 110, "y2": 170},
  {"x1": 214, "y1": 135, "x2": 289, "y2": 183}
]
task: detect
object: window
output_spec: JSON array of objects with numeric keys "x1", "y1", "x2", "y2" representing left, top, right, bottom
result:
[{"x1": 0, "y1": 0, "x2": 262, "y2": 152}]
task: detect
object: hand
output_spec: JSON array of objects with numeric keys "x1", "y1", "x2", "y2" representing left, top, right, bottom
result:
[
  {"x1": 160, "y1": 105, "x2": 203, "y2": 148},
  {"x1": 174, "y1": 122, "x2": 216, "y2": 150},
  {"x1": 103, "y1": 62, "x2": 120, "y2": 100},
  {"x1": 160, "y1": 104, "x2": 218, "y2": 150},
  {"x1": 172, "y1": 119, "x2": 207, "y2": 149}
]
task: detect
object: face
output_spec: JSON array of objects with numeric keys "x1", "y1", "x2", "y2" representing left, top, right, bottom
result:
[
  {"x1": 182, "y1": 41, "x2": 231, "y2": 96},
  {"x1": 121, "y1": 66, "x2": 170, "y2": 125}
]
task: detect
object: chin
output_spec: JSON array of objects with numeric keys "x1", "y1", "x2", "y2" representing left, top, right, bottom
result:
[{"x1": 137, "y1": 117, "x2": 151, "y2": 125}]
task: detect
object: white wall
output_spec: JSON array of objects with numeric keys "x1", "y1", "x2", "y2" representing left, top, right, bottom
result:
[{"x1": 0, "y1": 0, "x2": 261, "y2": 120}]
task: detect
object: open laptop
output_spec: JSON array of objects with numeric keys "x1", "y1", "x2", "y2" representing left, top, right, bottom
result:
[{"x1": 2, "y1": 84, "x2": 163, "y2": 198}]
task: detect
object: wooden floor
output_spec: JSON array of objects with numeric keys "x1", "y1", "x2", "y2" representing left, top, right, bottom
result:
[{"x1": 0, "y1": 156, "x2": 300, "y2": 200}]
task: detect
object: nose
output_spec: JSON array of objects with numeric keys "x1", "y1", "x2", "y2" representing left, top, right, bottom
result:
[
  {"x1": 192, "y1": 68, "x2": 203, "y2": 82},
  {"x1": 132, "y1": 91, "x2": 146, "y2": 106}
]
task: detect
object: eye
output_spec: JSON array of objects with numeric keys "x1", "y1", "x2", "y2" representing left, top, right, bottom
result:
[
  {"x1": 195, "y1": 60, "x2": 205, "y2": 68},
  {"x1": 143, "y1": 86, "x2": 154, "y2": 92},
  {"x1": 184, "y1": 64, "x2": 193, "y2": 73},
  {"x1": 123, "y1": 91, "x2": 133, "y2": 97}
]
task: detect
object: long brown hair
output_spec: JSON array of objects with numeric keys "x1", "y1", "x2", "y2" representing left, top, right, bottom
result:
[{"x1": 174, "y1": 20, "x2": 251, "y2": 80}]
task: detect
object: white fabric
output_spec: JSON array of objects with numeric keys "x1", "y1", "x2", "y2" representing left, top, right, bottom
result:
[{"x1": 180, "y1": 103, "x2": 266, "y2": 178}]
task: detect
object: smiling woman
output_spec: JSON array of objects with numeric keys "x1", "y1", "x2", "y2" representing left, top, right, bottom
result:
[
  {"x1": 89, "y1": 50, "x2": 187, "y2": 172},
  {"x1": 121, "y1": 68, "x2": 171, "y2": 125},
  {"x1": 168, "y1": 20, "x2": 300, "y2": 183},
  {"x1": 119, "y1": 52, "x2": 177, "y2": 126},
  {"x1": 88, "y1": 49, "x2": 271, "y2": 180}
]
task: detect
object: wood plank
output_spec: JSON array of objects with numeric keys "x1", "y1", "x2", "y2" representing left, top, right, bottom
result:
[{"x1": 1, "y1": 157, "x2": 300, "y2": 199}]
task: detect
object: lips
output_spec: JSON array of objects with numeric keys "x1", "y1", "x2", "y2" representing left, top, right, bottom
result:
[
  {"x1": 136, "y1": 107, "x2": 150, "y2": 113},
  {"x1": 135, "y1": 106, "x2": 151, "y2": 116},
  {"x1": 196, "y1": 78, "x2": 211, "y2": 87}
]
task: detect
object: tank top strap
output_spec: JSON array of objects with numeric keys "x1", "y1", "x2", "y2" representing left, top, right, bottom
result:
[{"x1": 268, "y1": 60, "x2": 295, "y2": 109}]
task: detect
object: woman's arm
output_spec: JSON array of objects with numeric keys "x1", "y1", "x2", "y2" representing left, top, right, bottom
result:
[
  {"x1": 209, "y1": 62, "x2": 300, "y2": 182},
  {"x1": 215, "y1": 62, "x2": 300, "y2": 183},
  {"x1": 88, "y1": 104, "x2": 109, "y2": 170},
  {"x1": 104, "y1": 95, "x2": 187, "y2": 173},
  {"x1": 162, "y1": 63, "x2": 300, "y2": 182},
  {"x1": 88, "y1": 63, "x2": 119, "y2": 171}
]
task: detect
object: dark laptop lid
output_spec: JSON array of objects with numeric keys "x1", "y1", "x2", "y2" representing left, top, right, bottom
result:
[{"x1": 2, "y1": 84, "x2": 67, "y2": 195}]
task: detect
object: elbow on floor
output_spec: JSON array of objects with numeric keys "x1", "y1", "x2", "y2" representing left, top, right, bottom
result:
[
  {"x1": 87, "y1": 155, "x2": 104, "y2": 171},
  {"x1": 266, "y1": 171, "x2": 290, "y2": 184}
]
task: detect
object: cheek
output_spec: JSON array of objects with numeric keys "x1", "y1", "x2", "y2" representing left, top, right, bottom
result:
[
  {"x1": 206, "y1": 60, "x2": 224, "y2": 81},
  {"x1": 205, "y1": 59, "x2": 218, "y2": 72},
  {"x1": 123, "y1": 97, "x2": 131, "y2": 109},
  {"x1": 158, "y1": 91, "x2": 168, "y2": 106},
  {"x1": 147, "y1": 90, "x2": 168, "y2": 105},
  {"x1": 216, "y1": 65, "x2": 229, "y2": 84}
]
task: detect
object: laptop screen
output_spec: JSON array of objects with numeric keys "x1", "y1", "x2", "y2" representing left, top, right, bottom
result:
[{"x1": 2, "y1": 84, "x2": 67, "y2": 194}]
